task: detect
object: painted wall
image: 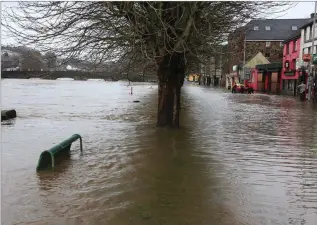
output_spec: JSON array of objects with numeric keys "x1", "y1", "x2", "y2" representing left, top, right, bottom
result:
[
  {"x1": 250, "y1": 68, "x2": 259, "y2": 91},
  {"x1": 282, "y1": 37, "x2": 300, "y2": 80}
]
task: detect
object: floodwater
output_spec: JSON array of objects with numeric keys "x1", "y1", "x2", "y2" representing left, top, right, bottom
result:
[{"x1": 1, "y1": 79, "x2": 317, "y2": 225}]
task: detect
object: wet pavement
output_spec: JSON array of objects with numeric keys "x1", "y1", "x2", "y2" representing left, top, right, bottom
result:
[{"x1": 1, "y1": 79, "x2": 317, "y2": 225}]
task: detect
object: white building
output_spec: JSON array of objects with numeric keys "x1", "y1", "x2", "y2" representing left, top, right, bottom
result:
[{"x1": 299, "y1": 14, "x2": 317, "y2": 67}]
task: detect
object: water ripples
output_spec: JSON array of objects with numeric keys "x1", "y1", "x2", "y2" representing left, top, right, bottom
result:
[{"x1": 1, "y1": 80, "x2": 317, "y2": 225}]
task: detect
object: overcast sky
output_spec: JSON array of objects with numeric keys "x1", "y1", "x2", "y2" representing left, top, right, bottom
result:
[{"x1": 1, "y1": 1, "x2": 316, "y2": 46}]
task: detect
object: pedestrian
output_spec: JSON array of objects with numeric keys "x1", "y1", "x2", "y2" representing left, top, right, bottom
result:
[
  {"x1": 297, "y1": 81, "x2": 306, "y2": 101},
  {"x1": 247, "y1": 82, "x2": 254, "y2": 94},
  {"x1": 232, "y1": 82, "x2": 237, "y2": 93}
]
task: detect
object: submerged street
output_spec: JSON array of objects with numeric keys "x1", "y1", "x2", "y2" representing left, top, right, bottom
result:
[{"x1": 1, "y1": 79, "x2": 317, "y2": 225}]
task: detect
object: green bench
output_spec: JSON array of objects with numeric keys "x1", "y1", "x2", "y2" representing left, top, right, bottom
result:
[{"x1": 36, "y1": 134, "x2": 83, "y2": 171}]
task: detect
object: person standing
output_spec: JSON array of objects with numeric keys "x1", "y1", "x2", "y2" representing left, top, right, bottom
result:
[
  {"x1": 297, "y1": 81, "x2": 306, "y2": 101},
  {"x1": 247, "y1": 82, "x2": 254, "y2": 94}
]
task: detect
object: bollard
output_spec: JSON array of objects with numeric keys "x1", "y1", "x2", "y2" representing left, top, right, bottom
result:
[{"x1": 36, "y1": 134, "x2": 83, "y2": 171}]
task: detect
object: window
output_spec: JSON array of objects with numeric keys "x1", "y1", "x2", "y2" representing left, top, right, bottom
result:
[
  {"x1": 265, "y1": 52, "x2": 270, "y2": 58},
  {"x1": 308, "y1": 47, "x2": 311, "y2": 54},
  {"x1": 265, "y1": 26, "x2": 271, "y2": 31},
  {"x1": 283, "y1": 80, "x2": 287, "y2": 91},
  {"x1": 285, "y1": 60, "x2": 290, "y2": 71},
  {"x1": 266, "y1": 41, "x2": 271, "y2": 47},
  {"x1": 279, "y1": 52, "x2": 283, "y2": 58},
  {"x1": 286, "y1": 43, "x2": 289, "y2": 54},
  {"x1": 288, "y1": 44, "x2": 292, "y2": 54},
  {"x1": 310, "y1": 26, "x2": 313, "y2": 39},
  {"x1": 254, "y1": 26, "x2": 259, "y2": 31},
  {"x1": 292, "y1": 59, "x2": 296, "y2": 70},
  {"x1": 292, "y1": 26, "x2": 298, "y2": 30},
  {"x1": 293, "y1": 40, "x2": 297, "y2": 52},
  {"x1": 280, "y1": 42, "x2": 283, "y2": 47},
  {"x1": 306, "y1": 27, "x2": 310, "y2": 41}
]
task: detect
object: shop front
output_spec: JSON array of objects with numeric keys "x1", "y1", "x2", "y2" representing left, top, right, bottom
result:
[{"x1": 251, "y1": 63, "x2": 283, "y2": 94}]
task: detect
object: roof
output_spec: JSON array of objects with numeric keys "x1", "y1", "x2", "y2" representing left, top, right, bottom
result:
[
  {"x1": 283, "y1": 29, "x2": 301, "y2": 43},
  {"x1": 244, "y1": 19, "x2": 310, "y2": 41},
  {"x1": 244, "y1": 52, "x2": 270, "y2": 68},
  {"x1": 300, "y1": 17, "x2": 317, "y2": 29}
]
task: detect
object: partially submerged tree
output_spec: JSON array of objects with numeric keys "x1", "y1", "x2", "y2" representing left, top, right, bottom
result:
[{"x1": 3, "y1": 1, "x2": 290, "y2": 127}]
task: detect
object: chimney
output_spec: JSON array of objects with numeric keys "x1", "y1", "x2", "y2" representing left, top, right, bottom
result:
[{"x1": 311, "y1": 13, "x2": 315, "y2": 19}]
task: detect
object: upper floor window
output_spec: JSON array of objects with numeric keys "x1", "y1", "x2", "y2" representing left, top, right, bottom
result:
[
  {"x1": 265, "y1": 52, "x2": 270, "y2": 58},
  {"x1": 306, "y1": 27, "x2": 310, "y2": 41},
  {"x1": 265, "y1": 26, "x2": 271, "y2": 31},
  {"x1": 288, "y1": 43, "x2": 292, "y2": 54},
  {"x1": 293, "y1": 40, "x2": 297, "y2": 52},
  {"x1": 254, "y1": 26, "x2": 259, "y2": 31},
  {"x1": 266, "y1": 41, "x2": 271, "y2": 47},
  {"x1": 285, "y1": 60, "x2": 290, "y2": 71},
  {"x1": 310, "y1": 26, "x2": 313, "y2": 39},
  {"x1": 286, "y1": 43, "x2": 289, "y2": 54},
  {"x1": 291, "y1": 26, "x2": 298, "y2": 31},
  {"x1": 280, "y1": 42, "x2": 283, "y2": 47},
  {"x1": 292, "y1": 59, "x2": 296, "y2": 70}
]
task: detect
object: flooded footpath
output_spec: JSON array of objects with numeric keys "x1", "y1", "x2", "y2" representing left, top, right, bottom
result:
[{"x1": 1, "y1": 79, "x2": 317, "y2": 225}]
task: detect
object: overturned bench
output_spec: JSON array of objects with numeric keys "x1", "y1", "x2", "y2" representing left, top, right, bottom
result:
[
  {"x1": 1, "y1": 109, "x2": 17, "y2": 121},
  {"x1": 36, "y1": 134, "x2": 83, "y2": 171}
]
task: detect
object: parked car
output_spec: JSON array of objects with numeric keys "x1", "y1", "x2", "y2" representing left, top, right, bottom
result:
[{"x1": 232, "y1": 83, "x2": 245, "y2": 93}]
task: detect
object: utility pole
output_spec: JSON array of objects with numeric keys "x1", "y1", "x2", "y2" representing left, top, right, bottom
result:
[
  {"x1": 242, "y1": 29, "x2": 247, "y2": 83},
  {"x1": 308, "y1": 1, "x2": 317, "y2": 101},
  {"x1": 219, "y1": 46, "x2": 223, "y2": 87}
]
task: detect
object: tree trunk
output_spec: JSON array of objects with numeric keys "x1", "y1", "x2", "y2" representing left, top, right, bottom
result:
[{"x1": 156, "y1": 54, "x2": 184, "y2": 128}]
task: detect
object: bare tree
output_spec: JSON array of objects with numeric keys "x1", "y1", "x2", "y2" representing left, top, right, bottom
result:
[
  {"x1": 44, "y1": 51, "x2": 57, "y2": 70},
  {"x1": 3, "y1": 1, "x2": 290, "y2": 128}
]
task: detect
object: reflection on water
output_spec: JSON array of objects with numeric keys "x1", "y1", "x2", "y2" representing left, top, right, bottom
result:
[{"x1": 1, "y1": 79, "x2": 317, "y2": 225}]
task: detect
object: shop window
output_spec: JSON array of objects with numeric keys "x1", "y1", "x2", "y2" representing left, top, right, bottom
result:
[
  {"x1": 283, "y1": 80, "x2": 287, "y2": 91},
  {"x1": 288, "y1": 80, "x2": 294, "y2": 91}
]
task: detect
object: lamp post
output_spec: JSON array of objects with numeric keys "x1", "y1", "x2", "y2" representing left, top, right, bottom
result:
[{"x1": 308, "y1": 1, "x2": 317, "y2": 101}]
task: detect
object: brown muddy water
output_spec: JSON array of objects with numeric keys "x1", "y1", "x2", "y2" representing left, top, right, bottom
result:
[{"x1": 1, "y1": 79, "x2": 317, "y2": 225}]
